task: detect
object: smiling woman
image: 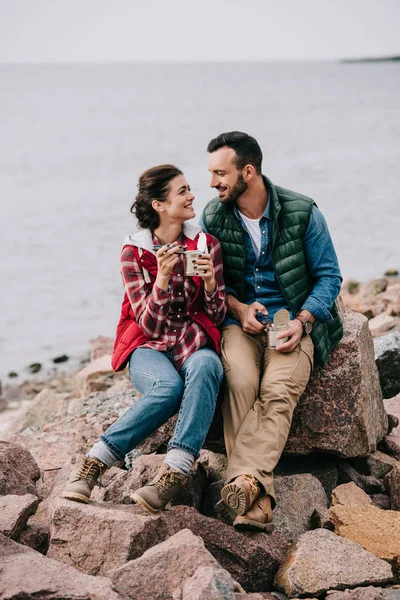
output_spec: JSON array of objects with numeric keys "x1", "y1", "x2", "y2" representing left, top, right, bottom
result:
[{"x1": 61, "y1": 163, "x2": 227, "y2": 513}]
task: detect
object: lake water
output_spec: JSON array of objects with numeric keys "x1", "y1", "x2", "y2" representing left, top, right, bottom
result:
[{"x1": 0, "y1": 62, "x2": 399, "y2": 379}]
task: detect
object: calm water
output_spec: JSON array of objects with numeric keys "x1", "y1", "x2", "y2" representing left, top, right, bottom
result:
[{"x1": 0, "y1": 62, "x2": 399, "y2": 379}]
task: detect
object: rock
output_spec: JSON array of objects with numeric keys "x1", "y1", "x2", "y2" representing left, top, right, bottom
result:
[
  {"x1": 386, "y1": 465, "x2": 400, "y2": 510},
  {"x1": 331, "y1": 482, "x2": 372, "y2": 507},
  {"x1": 48, "y1": 498, "x2": 169, "y2": 575},
  {"x1": 110, "y1": 528, "x2": 235, "y2": 600},
  {"x1": 369, "y1": 313, "x2": 399, "y2": 337},
  {"x1": 274, "y1": 529, "x2": 393, "y2": 598},
  {"x1": 310, "y1": 507, "x2": 334, "y2": 530},
  {"x1": 0, "y1": 441, "x2": 40, "y2": 496},
  {"x1": 53, "y1": 354, "x2": 69, "y2": 363},
  {"x1": 388, "y1": 413, "x2": 400, "y2": 433},
  {"x1": 366, "y1": 450, "x2": 399, "y2": 479},
  {"x1": 385, "y1": 395, "x2": 400, "y2": 434},
  {"x1": 182, "y1": 565, "x2": 236, "y2": 599},
  {"x1": 0, "y1": 494, "x2": 39, "y2": 539},
  {"x1": 327, "y1": 587, "x2": 400, "y2": 599},
  {"x1": 18, "y1": 520, "x2": 49, "y2": 554},
  {"x1": 276, "y1": 454, "x2": 339, "y2": 499},
  {"x1": 0, "y1": 533, "x2": 122, "y2": 600},
  {"x1": 273, "y1": 474, "x2": 328, "y2": 542},
  {"x1": 330, "y1": 504, "x2": 400, "y2": 564},
  {"x1": 161, "y1": 505, "x2": 290, "y2": 593},
  {"x1": 4, "y1": 388, "x2": 66, "y2": 434},
  {"x1": 103, "y1": 454, "x2": 207, "y2": 510},
  {"x1": 90, "y1": 335, "x2": 115, "y2": 361},
  {"x1": 370, "y1": 494, "x2": 391, "y2": 510},
  {"x1": 28, "y1": 362, "x2": 42, "y2": 374},
  {"x1": 75, "y1": 354, "x2": 126, "y2": 396},
  {"x1": 337, "y1": 461, "x2": 383, "y2": 494},
  {"x1": 199, "y1": 449, "x2": 229, "y2": 482},
  {"x1": 375, "y1": 333, "x2": 400, "y2": 398},
  {"x1": 285, "y1": 309, "x2": 388, "y2": 458}
]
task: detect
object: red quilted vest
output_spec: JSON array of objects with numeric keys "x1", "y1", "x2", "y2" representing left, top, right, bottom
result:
[{"x1": 111, "y1": 234, "x2": 221, "y2": 371}]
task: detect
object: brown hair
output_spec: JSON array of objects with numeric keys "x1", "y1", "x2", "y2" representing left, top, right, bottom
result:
[{"x1": 131, "y1": 164, "x2": 183, "y2": 230}]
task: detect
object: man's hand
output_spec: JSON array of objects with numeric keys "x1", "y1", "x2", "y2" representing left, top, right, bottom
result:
[
  {"x1": 227, "y1": 297, "x2": 268, "y2": 334},
  {"x1": 275, "y1": 319, "x2": 303, "y2": 353}
]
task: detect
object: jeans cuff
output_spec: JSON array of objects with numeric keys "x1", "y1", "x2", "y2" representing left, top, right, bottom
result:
[
  {"x1": 100, "y1": 435, "x2": 125, "y2": 461},
  {"x1": 168, "y1": 441, "x2": 200, "y2": 460}
]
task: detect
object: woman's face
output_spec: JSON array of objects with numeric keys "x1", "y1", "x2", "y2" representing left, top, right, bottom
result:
[{"x1": 156, "y1": 175, "x2": 196, "y2": 223}]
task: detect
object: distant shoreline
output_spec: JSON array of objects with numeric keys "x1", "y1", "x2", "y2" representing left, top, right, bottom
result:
[{"x1": 340, "y1": 55, "x2": 400, "y2": 64}]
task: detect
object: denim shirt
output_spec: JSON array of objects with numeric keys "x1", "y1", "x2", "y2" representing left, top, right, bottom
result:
[{"x1": 199, "y1": 199, "x2": 342, "y2": 326}]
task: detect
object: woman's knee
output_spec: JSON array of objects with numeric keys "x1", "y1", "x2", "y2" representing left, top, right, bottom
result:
[{"x1": 184, "y1": 349, "x2": 224, "y2": 383}]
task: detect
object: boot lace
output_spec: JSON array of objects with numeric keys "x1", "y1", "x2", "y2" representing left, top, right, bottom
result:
[
  {"x1": 155, "y1": 471, "x2": 183, "y2": 493},
  {"x1": 242, "y1": 474, "x2": 260, "y2": 498},
  {"x1": 77, "y1": 458, "x2": 103, "y2": 485}
]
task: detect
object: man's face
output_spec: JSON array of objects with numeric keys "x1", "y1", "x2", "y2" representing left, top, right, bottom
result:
[{"x1": 208, "y1": 147, "x2": 248, "y2": 204}]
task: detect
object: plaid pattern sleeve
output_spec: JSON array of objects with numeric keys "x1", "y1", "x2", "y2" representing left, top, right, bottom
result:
[
  {"x1": 120, "y1": 246, "x2": 171, "y2": 338},
  {"x1": 203, "y1": 236, "x2": 226, "y2": 325}
]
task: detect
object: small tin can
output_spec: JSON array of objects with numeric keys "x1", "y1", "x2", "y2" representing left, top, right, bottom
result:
[
  {"x1": 183, "y1": 250, "x2": 203, "y2": 276},
  {"x1": 267, "y1": 325, "x2": 289, "y2": 349},
  {"x1": 267, "y1": 308, "x2": 290, "y2": 348}
]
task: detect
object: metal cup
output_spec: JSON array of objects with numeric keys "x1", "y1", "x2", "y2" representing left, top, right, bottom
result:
[
  {"x1": 183, "y1": 250, "x2": 203, "y2": 276},
  {"x1": 267, "y1": 324, "x2": 289, "y2": 349}
]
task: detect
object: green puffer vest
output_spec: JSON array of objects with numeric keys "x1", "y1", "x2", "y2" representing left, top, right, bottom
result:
[{"x1": 203, "y1": 176, "x2": 343, "y2": 367}]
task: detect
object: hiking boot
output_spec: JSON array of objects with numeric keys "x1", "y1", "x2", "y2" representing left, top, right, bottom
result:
[
  {"x1": 130, "y1": 463, "x2": 187, "y2": 514},
  {"x1": 61, "y1": 455, "x2": 106, "y2": 503},
  {"x1": 221, "y1": 474, "x2": 260, "y2": 516},
  {"x1": 233, "y1": 494, "x2": 274, "y2": 532}
]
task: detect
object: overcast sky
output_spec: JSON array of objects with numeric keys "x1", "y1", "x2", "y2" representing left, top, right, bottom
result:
[{"x1": 0, "y1": 0, "x2": 399, "y2": 63}]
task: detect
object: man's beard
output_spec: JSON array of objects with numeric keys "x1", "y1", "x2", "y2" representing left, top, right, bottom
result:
[{"x1": 219, "y1": 173, "x2": 248, "y2": 204}]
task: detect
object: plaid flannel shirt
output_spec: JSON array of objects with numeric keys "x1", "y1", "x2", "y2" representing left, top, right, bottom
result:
[{"x1": 120, "y1": 232, "x2": 226, "y2": 369}]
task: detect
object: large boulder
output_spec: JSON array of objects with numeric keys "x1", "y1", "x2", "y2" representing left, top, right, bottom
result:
[
  {"x1": 110, "y1": 529, "x2": 235, "y2": 600},
  {"x1": 374, "y1": 331, "x2": 400, "y2": 398},
  {"x1": 0, "y1": 494, "x2": 39, "y2": 539},
  {"x1": 48, "y1": 498, "x2": 169, "y2": 575},
  {"x1": 285, "y1": 309, "x2": 388, "y2": 457},
  {"x1": 330, "y1": 504, "x2": 400, "y2": 564},
  {"x1": 0, "y1": 533, "x2": 122, "y2": 600},
  {"x1": 0, "y1": 441, "x2": 40, "y2": 496},
  {"x1": 160, "y1": 505, "x2": 290, "y2": 593},
  {"x1": 274, "y1": 529, "x2": 393, "y2": 598}
]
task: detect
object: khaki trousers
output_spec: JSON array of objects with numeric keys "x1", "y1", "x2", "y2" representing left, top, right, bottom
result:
[{"x1": 221, "y1": 324, "x2": 314, "y2": 505}]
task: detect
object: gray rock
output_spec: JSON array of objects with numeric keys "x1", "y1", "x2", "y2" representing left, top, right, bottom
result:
[
  {"x1": 48, "y1": 498, "x2": 169, "y2": 575},
  {"x1": 274, "y1": 529, "x2": 393, "y2": 598},
  {"x1": 0, "y1": 494, "x2": 39, "y2": 539},
  {"x1": 110, "y1": 529, "x2": 235, "y2": 600},
  {"x1": 367, "y1": 451, "x2": 399, "y2": 479},
  {"x1": 374, "y1": 330, "x2": 400, "y2": 398},
  {"x1": 0, "y1": 441, "x2": 40, "y2": 496},
  {"x1": 18, "y1": 520, "x2": 49, "y2": 554},
  {"x1": 273, "y1": 474, "x2": 329, "y2": 542},
  {"x1": 285, "y1": 309, "x2": 388, "y2": 458},
  {"x1": 162, "y1": 505, "x2": 290, "y2": 593},
  {"x1": 0, "y1": 533, "x2": 122, "y2": 600}
]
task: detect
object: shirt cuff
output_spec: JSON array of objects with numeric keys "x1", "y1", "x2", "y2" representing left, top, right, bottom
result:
[
  {"x1": 225, "y1": 285, "x2": 237, "y2": 298},
  {"x1": 204, "y1": 287, "x2": 217, "y2": 300},
  {"x1": 301, "y1": 297, "x2": 335, "y2": 323},
  {"x1": 151, "y1": 284, "x2": 170, "y2": 305}
]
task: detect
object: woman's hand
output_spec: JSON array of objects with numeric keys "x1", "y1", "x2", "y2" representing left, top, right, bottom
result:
[
  {"x1": 195, "y1": 253, "x2": 216, "y2": 293},
  {"x1": 155, "y1": 243, "x2": 181, "y2": 290}
]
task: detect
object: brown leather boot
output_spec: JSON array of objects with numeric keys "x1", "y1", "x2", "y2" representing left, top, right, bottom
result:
[
  {"x1": 130, "y1": 463, "x2": 187, "y2": 514},
  {"x1": 233, "y1": 494, "x2": 274, "y2": 532},
  {"x1": 61, "y1": 455, "x2": 106, "y2": 503},
  {"x1": 221, "y1": 474, "x2": 260, "y2": 516}
]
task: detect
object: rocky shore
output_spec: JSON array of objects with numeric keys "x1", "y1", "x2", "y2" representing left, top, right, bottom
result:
[{"x1": 0, "y1": 277, "x2": 400, "y2": 600}]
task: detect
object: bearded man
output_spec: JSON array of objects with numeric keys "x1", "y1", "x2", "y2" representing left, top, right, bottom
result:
[{"x1": 200, "y1": 131, "x2": 342, "y2": 531}]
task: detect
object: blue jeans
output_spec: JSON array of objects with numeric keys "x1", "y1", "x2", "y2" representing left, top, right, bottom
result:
[{"x1": 101, "y1": 347, "x2": 223, "y2": 460}]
